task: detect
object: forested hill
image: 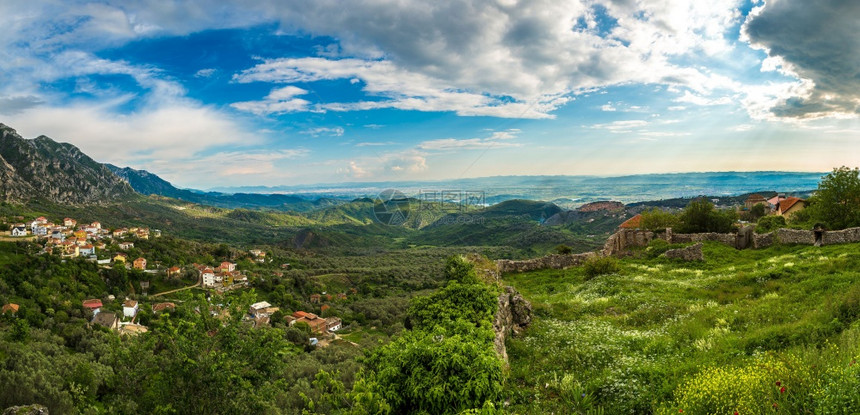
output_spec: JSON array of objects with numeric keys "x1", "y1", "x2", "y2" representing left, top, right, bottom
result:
[{"x1": 0, "y1": 124, "x2": 135, "y2": 204}]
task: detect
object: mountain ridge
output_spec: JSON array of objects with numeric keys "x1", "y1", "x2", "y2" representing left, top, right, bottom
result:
[{"x1": 0, "y1": 123, "x2": 135, "y2": 204}]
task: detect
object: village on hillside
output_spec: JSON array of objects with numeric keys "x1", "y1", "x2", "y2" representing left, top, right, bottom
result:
[
  {"x1": 618, "y1": 193, "x2": 807, "y2": 229},
  {"x1": 1, "y1": 215, "x2": 349, "y2": 346}
]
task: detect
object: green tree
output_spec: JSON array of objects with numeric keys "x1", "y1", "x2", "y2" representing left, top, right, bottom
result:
[
  {"x1": 676, "y1": 198, "x2": 737, "y2": 233},
  {"x1": 444, "y1": 255, "x2": 478, "y2": 284},
  {"x1": 813, "y1": 166, "x2": 860, "y2": 229},
  {"x1": 360, "y1": 326, "x2": 502, "y2": 414},
  {"x1": 749, "y1": 203, "x2": 767, "y2": 221},
  {"x1": 756, "y1": 215, "x2": 787, "y2": 233},
  {"x1": 640, "y1": 207, "x2": 680, "y2": 231}
]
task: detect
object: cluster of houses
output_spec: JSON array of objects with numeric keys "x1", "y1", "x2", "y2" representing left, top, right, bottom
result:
[
  {"x1": 742, "y1": 194, "x2": 807, "y2": 218},
  {"x1": 286, "y1": 310, "x2": 342, "y2": 334},
  {"x1": 9, "y1": 216, "x2": 160, "y2": 269},
  {"x1": 619, "y1": 193, "x2": 808, "y2": 230},
  {"x1": 81, "y1": 297, "x2": 175, "y2": 335},
  {"x1": 193, "y1": 261, "x2": 249, "y2": 288}
]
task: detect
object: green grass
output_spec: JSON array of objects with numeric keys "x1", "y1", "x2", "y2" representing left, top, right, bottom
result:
[{"x1": 503, "y1": 241, "x2": 860, "y2": 414}]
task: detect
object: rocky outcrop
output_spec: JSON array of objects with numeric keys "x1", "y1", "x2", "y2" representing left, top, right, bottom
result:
[
  {"x1": 494, "y1": 286, "x2": 532, "y2": 363},
  {"x1": 496, "y1": 252, "x2": 595, "y2": 273},
  {"x1": 663, "y1": 242, "x2": 704, "y2": 261},
  {"x1": 0, "y1": 124, "x2": 135, "y2": 204},
  {"x1": 3, "y1": 405, "x2": 48, "y2": 415}
]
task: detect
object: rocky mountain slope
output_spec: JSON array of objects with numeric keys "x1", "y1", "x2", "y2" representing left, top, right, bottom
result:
[{"x1": 0, "y1": 124, "x2": 135, "y2": 204}]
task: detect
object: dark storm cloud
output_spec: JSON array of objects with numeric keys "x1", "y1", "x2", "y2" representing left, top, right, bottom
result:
[{"x1": 743, "y1": 0, "x2": 860, "y2": 117}]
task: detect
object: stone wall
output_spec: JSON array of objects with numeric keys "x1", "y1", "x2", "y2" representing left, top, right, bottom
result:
[
  {"x1": 663, "y1": 242, "x2": 704, "y2": 261},
  {"x1": 671, "y1": 232, "x2": 739, "y2": 247},
  {"x1": 493, "y1": 286, "x2": 532, "y2": 364},
  {"x1": 821, "y1": 227, "x2": 860, "y2": 245},
  {"x1": 753, "y1": 232, "x2": 774, "y2": 249},
  {"x1": 602, "y1": 229, "x2": 662, "y2": 256},
  {"x1": 776, "y1": 228, "x2": 816, "y2": 245},
  {"x1": 496, "y1": 252, "x2": 596, "y2": 273}
]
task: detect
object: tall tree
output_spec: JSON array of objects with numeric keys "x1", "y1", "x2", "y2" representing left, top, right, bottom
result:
[{"x1": 814, "y1": 166, "x2": 860, "y2": 229}]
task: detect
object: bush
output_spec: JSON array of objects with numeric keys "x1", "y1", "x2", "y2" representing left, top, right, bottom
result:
[
  {"x1": 583, "y1": 256, "x2": 619, "y2": 280},
  {"x1": 555, "y1": 245, "x2": 573, "y2": 255},
  {"x1": 756, "y1": 215, "x2": 787, "y2": 233},
  {"x1": 676, "y1": 198, "x2": 737, "y2": 233},
  {"x1": 640, "y1": 208, "x2": 680, "y2": 231}
]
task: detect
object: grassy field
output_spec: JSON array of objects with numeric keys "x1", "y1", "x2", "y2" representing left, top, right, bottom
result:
[{"x1": 503, "y1": 241, "x2": 860, "y2": 414}]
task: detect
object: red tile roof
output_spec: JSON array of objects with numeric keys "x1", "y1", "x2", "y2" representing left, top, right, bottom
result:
[
  {"x1": 619, "y1": 214, "x2": 642, "y2": 229},
  {"x1": 779, "y1": 197, "x2": 804, "y2": 213},
  {"x1": 82, "y1": 299, "x2": 103, "y2": 309},
  {"x1": 2, "y1": 304, "x2": 19, "y2": 313}
]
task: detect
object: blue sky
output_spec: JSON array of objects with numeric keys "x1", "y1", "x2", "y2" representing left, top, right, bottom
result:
[{"x1": 0, "y1": 0, "x2": 858, "y2": 189}]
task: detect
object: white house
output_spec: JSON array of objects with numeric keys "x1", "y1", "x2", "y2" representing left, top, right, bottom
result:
[
  {"x1": 123, "y1": 300, "x2": 139, "y2": 319},
  {"x1": 249, "y1": 301, "x2": 272, "y2": 317},
  {"x1": 11, "y1": 226, "x2": 28, "y2": 237},
  {"x1": 201, "y1": 268, "x2": 216, "y2": 287},
  {"x1": 79, "y1": 244, "x2": 96, "y2": 256}
]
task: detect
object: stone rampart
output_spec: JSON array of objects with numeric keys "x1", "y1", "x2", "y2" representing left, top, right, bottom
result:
[
  {"x1": 776, "y1": 228, "x2": 816, "y2": 245},
  {"x1": 496, "y1": 252, "x2": 596, "y2": 273},
  {"x1": 671, "y1": 232, "x2": 738, "y2": 247},
  {"x1": 663, "y1": 242, "x2": 704, "y2": 261},
  {"x1": 753, "y1": 232, "x2": 774, "y2": 249},
  {"x1": 821, "y1": 227, "x2": 860, "y2": 245}
]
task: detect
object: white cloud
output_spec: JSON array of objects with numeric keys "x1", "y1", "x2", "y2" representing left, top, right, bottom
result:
[
  {"x1": 194, "y1": 68, "x2": 217, "y2": 78},
  {"x1": 230, "y1": 86, "x2": 312, "y2": 115},
  {"x1": 303, "y1": 127, "x2": 345, "y2": 137},
  {"x1": 5, "y1": 103, "x2": 258, "y2": 167},
  {"x1": 591, "y1": 120, "x2": 650, "y2": 132},
  {"x1": 418, "y1": 129, "x2": 522, "y2": 151},
  {"x1": 674, "y1": 90, "x2": 735, "y2": 106}
]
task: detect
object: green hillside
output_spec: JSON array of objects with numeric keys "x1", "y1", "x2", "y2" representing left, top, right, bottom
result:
[{"x1": 503, "y1": 241, "x2": 860, "y2": 414}]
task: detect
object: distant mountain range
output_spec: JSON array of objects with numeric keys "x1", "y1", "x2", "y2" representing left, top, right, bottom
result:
[
  {"x1": 0, "y1": 121, "x2": 826, "y2": 210},
  {"x1": 206, "y1": 172, "x2": 825, "y2": 207}
]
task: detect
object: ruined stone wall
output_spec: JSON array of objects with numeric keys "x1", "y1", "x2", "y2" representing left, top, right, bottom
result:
[
  {"x1": 496, "y1": 252, "x2": 596, "y2": 273},
  {"x1": 822, "y1": 227, "x2": 860, "y2": 245},
  {"x1": 493, "y1": 286, "x2": 532, "y2": 364},
  {"x1": 753, "y1": 232, "x2": 774, "y2": 249},
  {"x1": 670, "y1": 232, "x2": 738, "y2": 248},
  {"x1": 663, "y1": 242, "x2": 704, "y2": 261},
  {"x1": 602, "y1": 229, "x2": 662, "y2": 256},
  {"x1": 776, "y1": 228, "x2": 816, "y2": 245}
]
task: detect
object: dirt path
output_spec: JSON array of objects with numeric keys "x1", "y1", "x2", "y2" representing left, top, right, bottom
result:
[{"x1": 150, "y1": 273, "x2": 202, "y2": 298}]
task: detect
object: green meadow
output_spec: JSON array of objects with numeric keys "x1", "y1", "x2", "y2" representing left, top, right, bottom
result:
[{"x1": 503, "y1": 241, "x2": 860, "y2": 414}]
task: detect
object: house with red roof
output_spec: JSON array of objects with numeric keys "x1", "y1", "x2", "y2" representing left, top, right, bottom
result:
[
  {"x1": 290, "y1": 311, "x2": 328, "y2": 334},
  {"x1": 777, "y1": 197, "x2": 807, "y2": 218},
  {"x1": 2, "y1": 304, "x2": 19, "y2": 314},
  {"x1": 619, "y1": 214, "x2": 642, "y2": 229},
  {"x1": 133, "y1": 257, "x2": 147, "y2": 270},
  {"x1": 82, "y1": 299, "x2": 103, "y2": 311}
]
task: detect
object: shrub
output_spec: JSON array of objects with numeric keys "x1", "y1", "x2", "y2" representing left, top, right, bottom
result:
[
  {"x1": 756, "y1": 215, "x2": 786, "y2": 233},
  {"x1": 583, "y1": 256, "x2": 619, "y2": 280},
  {"x1": 660, "y1": 354, "x2": 808, "y2": 415},
  {"x1": 640, "y1": 208, "x2": 680, "y2": 231},
  {"x1": 555, "y1": 244, "x2": 573, "y2": 255},
  {"x1": 676, "y1": 198, "x2": 737, "y2": 233}
]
